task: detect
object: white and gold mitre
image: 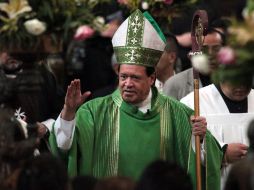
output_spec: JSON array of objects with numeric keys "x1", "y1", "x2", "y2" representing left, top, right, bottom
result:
[{"x1": 112, "y1": 9, "x2": 166, "y2": 67}]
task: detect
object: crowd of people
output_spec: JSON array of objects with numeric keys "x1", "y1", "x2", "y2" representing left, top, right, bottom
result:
[{"x1": 1, "y1": 0, "x2": 254, "y2": 190}]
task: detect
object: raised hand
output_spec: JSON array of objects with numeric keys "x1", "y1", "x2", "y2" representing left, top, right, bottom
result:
[{"x1": 61, "y1": 79, "x2": 91, "y2": 120}]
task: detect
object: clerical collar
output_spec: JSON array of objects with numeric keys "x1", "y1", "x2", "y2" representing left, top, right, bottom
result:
[
  {"x1": 199, "y1": 73, "x2": 211, "y2": 87},
  {"x1": 134, "y1": 89, "x2": 152, "y2": 113},
  {"x1": 216, "y1": 85, "x2": 248, "y2": 113}
]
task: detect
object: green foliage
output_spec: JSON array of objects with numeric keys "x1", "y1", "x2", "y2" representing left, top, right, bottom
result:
[
  {"x1": 118, "y1": 0, "x2": 199, "y2": 18},
  {"x1": 118, "y1": 0, "x2": 199, "y2": 34},
  {"x1": 211, "y1": 0, "x2": 254, "y2": 86}
]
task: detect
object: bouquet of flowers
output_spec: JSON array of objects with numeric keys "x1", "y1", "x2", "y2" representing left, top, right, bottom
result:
[{"x1": 0, "y1": 0, "x2": 111, "y2": 52}]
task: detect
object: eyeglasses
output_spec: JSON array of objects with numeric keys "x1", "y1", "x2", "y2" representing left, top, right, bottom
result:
[{"x1": 202, "y1": 45, "x2": 222, "y2": 55}]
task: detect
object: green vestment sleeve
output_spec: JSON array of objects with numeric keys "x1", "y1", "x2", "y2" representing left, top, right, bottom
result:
[{"x1": 167, "y1": 96, "x2": 223, "y2": 190}]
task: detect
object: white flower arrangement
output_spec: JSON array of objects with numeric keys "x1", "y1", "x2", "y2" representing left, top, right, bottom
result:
[
  {"x1": 24, "y1": 19, "x2": 46, "y2": 36},
  {"x1": 0, "y1": 0, "x2": 111, "y2": 51}
]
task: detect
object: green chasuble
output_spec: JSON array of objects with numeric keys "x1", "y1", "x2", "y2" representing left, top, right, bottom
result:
[{"x1": 49, "y1": 87, "x2": 223, "y2": 190}]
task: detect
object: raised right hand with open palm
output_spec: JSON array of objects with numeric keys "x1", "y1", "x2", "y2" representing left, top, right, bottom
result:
[{"x1": 61, "y1": 79, "x2": 91, "y2": 120}]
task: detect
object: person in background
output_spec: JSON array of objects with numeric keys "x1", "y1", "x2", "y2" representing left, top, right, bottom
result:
[
  {"x1": 180, "y1": 45, "x2": 254, "y2": 189},
  {"x1": 88, "y1": 53, "x2": 119, "y2": 100},
  {"x1": 71, "y1": 175, "x2": 98, "y2": 190},
  {"x1": 155, "y1": 33, "x2": 180, "y2": 92},
  {"x1": 224, "y1": 119, "x2": 254, "y2": 190},
  {"x1": 65, "y1": 2, "x2": 123, "y2": 93},
  {"x1": 49, "y1": 10, "x2": 222, "y2": 190},
  {"x1": 0, "y1": 51, "x2": 64, "y2": 152},
  {"x1": 169, "y1": 1, "x2": 231, "y2": 71},
  {"x1": 17, "y1": 153, "x2": 70, "y2": 190},
  {"x1": 0, "y1": 108, "x2": 38, "y2": 190},
  {"x1": 163, "y1": 25, "x2": 226, "y2": 100},
  {"x1": 135, "y1": 160, "x2": 193, "y2": 190},
  {"x1": 95, "y1": 176, "x2": 135, "y2": 190}
]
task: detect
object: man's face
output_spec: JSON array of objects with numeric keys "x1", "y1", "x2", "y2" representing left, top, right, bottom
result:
[
  {"x1": 220, "y1": 82, "x2": 251, "y2": 101},
  {"x1": 0, "y1": 52, "x2": 22, "y2": 73},
  {"x1": 119, "y1": 64, "x2": 155, "y2": 104},
  {"x1": 202, "y1": 32, "x2": 223, "y2": 73}
]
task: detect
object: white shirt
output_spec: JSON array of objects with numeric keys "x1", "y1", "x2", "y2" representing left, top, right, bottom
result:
[{"x1": 181, "y1": 84, "x2": 254, "y2": 147}]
